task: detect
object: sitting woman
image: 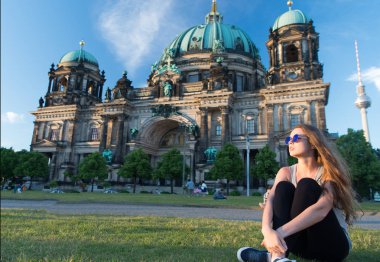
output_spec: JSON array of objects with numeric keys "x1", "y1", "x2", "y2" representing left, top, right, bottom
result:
[
  {"x1": 200, "y1": 180, "x2": 208, "y2": 194},
  {"x1": 237, "y1": 124, "x2": 358, "y2": 262}
]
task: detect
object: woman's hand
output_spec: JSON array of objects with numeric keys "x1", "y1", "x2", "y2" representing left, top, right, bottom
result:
[{"x1": 261, "y1": 229, "x2": 287, "y2": 255}]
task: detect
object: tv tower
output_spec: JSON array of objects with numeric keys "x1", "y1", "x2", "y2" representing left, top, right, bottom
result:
[{"x1": 354, "y1": 40, "x2": 371, "y2": 142}]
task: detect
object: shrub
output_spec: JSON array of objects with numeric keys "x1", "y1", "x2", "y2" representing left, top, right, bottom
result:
[
  {"x1": 64, "y1": 189, "x2": 81, "y2": 193},
  {"x1": 229, "y1": 190, "x2": 241, "y2": 196},
  {"x1": 119, "y1": 190, "x2": 130, "y2": 193},
  {"x1": 252, "y1": 192, "x2": 262, "y2": 197},
  {"x1": 49, "y1": 180, "x2": 58, "y2": 188},
  {"x1": 140, "y1": 190, "x2": 151, "y2": 194}
]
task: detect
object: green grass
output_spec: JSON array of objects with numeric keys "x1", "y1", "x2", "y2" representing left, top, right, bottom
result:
[
  {"x1": 1, "y1": 209, "x2": 379, "y2": 262},
  {"x1": 1, "y1": 190, "x2": 379, "y2": 212},
  {"x1": 1, "y1": 190, "x2": 262, "y2": 209}
]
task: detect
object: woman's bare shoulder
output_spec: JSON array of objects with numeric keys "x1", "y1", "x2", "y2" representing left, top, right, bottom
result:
[{"x1": 275, "y1": 166, "x2": 291, "y2": 181}]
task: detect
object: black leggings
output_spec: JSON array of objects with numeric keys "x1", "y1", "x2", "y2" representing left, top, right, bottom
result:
[{"x1": 272, "y1": 178, "x2": 349, "y2": 262}]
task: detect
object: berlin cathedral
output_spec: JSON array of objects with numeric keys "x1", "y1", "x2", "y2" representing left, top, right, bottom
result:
[{"x1": 31, "y1": 1, "x2": 329, "y2": 185}]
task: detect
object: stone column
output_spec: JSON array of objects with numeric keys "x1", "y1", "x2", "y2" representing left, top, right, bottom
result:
[
  {"x1": 31, "y1": 122, "x2": 39, "y2": 144},
  {"x1": 199, "y1": 108, "x2": 208, "y2": 161},
  {"x1": 207, "y1": 110, "x2": 212, "y2": 144},
  {"x1": 38, "y1": 122, "x2": 46, "y2": 140},
  {"x1": 266, "y1": 104, "x2": 274, "y2": 136},
  {"x1": 106, "y1": 117, "x2": 114, "y2": 148},
  {"x1": 99, "y1": 117, "x2": 108, "y2": 153},
  {"x1": 114, "y1": 115, "x2": 125, "y2": 164},
  {"x1": 316, "y1": 100, "x2": 326, "y2": 130},
  {"x1": 121, "y1": 115, "x2": 129, "y2": 157},
  {"x1": 220, "y1": 107, "x2": 230, "y2": 144},
  {"x1": 44, "y1": 122, "x2": 50, "y2": 139},
  {"x1": 47, "y1": 77, "x2": 53, "y2": 94},
  {"x1": 278, "y1": 104, "x2": 283, "y2": 132},
  {"x1": 306, "y1": 100, "x2": 312, "y2": 125}
]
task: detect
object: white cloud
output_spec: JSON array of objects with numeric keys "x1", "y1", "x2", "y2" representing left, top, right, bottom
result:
[
  {"x1": 1, "y1": 112, "x2": 25, "y2": 124},
  {"x1": 347, "y1": 66, "x2": 380, "y2": 92},
  {"x1": 98, "y1": 0, "x2": 181, "y2": 76}
]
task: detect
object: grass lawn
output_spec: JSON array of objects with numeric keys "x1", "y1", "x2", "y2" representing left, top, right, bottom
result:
[
  {"x1": 1, "y1": 190, "x2": 379, "y2": 212},
  {"x1": 1, "y1": 209, "x2": 379, "y2": 262}
]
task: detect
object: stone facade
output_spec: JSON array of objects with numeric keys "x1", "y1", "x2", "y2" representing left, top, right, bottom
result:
[{"x1": 31, "y1": 3, "x2": 330, "y2": 185}]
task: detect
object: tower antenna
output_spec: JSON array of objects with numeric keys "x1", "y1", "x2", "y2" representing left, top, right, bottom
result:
[{"x1": 354, "y1": 40, "x2": 371, "y2": 142}]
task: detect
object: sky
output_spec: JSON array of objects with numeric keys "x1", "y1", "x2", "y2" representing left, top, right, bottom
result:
[{"x1": 1, "y1": 0, "x2": 380, "y2": 151}]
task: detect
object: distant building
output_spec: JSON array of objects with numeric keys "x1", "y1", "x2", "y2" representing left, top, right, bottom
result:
[{"x1": 31, "y1": 1, "x2": 329, "y2": 185}]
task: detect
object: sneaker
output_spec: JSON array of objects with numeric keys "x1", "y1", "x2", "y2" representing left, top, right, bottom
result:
[
  {"x1": 237, "y1": 247, "x2": 268, "y2": 262},
  {"x1": 272, "y1": 258, "x2": 296, "y2": 262}
]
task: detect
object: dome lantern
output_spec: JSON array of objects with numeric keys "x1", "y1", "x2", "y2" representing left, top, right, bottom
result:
[{"x1": 272, "y1": 1, "x2": 308, "y2": 31}]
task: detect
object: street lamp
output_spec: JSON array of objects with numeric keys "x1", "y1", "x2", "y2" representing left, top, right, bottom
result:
[{"x1": 242, "y1": 114, "x2": 252, "y2": 197}]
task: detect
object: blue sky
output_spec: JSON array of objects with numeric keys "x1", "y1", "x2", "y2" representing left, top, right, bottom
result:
[{"x1": 1, "y1": 0, "x2": 379, "y2": 150}]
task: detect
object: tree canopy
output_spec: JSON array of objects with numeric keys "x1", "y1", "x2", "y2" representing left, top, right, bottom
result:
[
  {"x1": 78, "y1": 152, "x2": 108, "y2": 192},
  {"x1": 154, "y1": 148, "x2": 184, "y2": 194},
  {"x1": 252, "y1": 145, "x2": 279, "y2": 187},
  {"x1": 210, "y1": 143, "x2": 243, "y2": 194},
  {"x1": 118, "y1": 149, "x2": 152, "y2": 193},
  {"x1": 336, "y1": 129, "x2": 380, "y2": 199},
  {"x1": 1, "y1": 148, "x2": 48, "y2": 189},
  {"x1": 14, "y1": 151, "x2": 49, "y2": 180},
  {"x1": 0, "y1": 147, "x2": 18, "y2": 182}
]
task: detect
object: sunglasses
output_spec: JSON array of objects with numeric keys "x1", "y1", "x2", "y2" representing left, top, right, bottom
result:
[{"x1": 285, "y1": 134, "x2": 307, "y2": 145}]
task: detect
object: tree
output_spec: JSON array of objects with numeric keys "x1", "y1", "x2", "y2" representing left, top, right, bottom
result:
[
  {"x1": 336, "y1": 129, "x2": 380, "y2": 199},
  {"x1": 0, "y1": 147, "x2": 18, "y2": 187},
  {"x1": 118, "y1": 149, "x2": 152, "y2": 193},
  {"x1": 78, "y1": 152, "x2": 108, "y2": 192},
  {"x1": 154, "y1": 148, "x2": 184, "y2": 194},
  {"x1": 252, "y1": 145, "x2": 280, "y2": 187},
  {"x1": 13, "y1": 150, "x2": 49, "y2": 189},
  {"x1": 210, "y1": 143, "x2": 243, "y2": 195}
]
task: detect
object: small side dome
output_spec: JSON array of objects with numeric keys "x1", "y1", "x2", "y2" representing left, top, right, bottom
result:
[
  {"x1": 273, "y1": 1, "x2": 308, "y2": 31},
  {"x1": 59, "y1": 41, "x2": 98, "y2": 66}
]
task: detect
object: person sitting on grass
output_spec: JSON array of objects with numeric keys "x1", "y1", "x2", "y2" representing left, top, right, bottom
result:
[
  {"x1": 213, "y1": 188, "x2": 226, "y2": 200},
  {"x1": 200, "y1": 180, "x2": 208, "y2": 194},
  {"x1": 237, "y1": 124, "x2": 358, "y2": 262}
]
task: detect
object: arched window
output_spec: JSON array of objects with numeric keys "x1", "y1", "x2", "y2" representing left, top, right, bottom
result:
[
  {"x1": 247, "y1": 119, "x2": 255, "y2": 134},
  {"x1": 216, "y1": 125, "x2": 222, "y2": 136},
  {"x1": 50, "y1": 129, "x2": 59, "y2": 141},
  {"x1": 285, "y1": 44, "x2": 298, "y2": 63},
  {"x1": 90, "y1": 127, "x2": 99, "y2": 141},
  {"x1": 290, "y1": 114, "x2": 301, "y2": 128}
]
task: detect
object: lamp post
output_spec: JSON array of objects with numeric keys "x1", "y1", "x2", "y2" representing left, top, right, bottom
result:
[{"x1": 242, "y1": 115, "x2": 252, "y2": 197}]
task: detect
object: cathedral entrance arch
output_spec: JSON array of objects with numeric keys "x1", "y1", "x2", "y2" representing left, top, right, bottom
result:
[{"x1": 130, "y1": 115, "x2": 198, "y2": 175}]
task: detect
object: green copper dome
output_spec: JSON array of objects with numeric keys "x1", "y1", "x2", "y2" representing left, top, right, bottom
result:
[
  {"x1": 59, "y1": 45, "x2": 98, "y2": 66},
  {"x1": 273, "y1": 9, "x2": 308, "y2": 31},
  {"x1": 159, "y1": 1, "x2": 260, "y2": 62}
]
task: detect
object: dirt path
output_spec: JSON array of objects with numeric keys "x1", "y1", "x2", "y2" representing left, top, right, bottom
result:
[{"x1": 1, "y1": 200, "x2": 379, "y2": 230}]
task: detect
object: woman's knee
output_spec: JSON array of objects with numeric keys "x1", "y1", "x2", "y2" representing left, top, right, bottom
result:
[
  {"x1": 296, "y1": 178, "x2": 321, "y2": 198},
  {"x1": 292, "y1": 178, "x2": 322, "y2": 212},
  {"x1": 274, "y1": 181, "x2": 295, "y2": 200}
]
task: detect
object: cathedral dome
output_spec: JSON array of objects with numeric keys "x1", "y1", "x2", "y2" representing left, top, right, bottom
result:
[
  {"x1": 272, "y1": 2, "x2": 308, "y2": 31},
  {"x1": 59, "y1": 41, "x2": 98, "y2": 66},
  {"x1": 159, "y1": 1, "x2": 260, "y2": 62}
]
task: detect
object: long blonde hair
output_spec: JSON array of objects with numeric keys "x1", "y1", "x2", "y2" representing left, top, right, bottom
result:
[{"x1": 295, "y1": 124, "x2": 358, "y2": 224}]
